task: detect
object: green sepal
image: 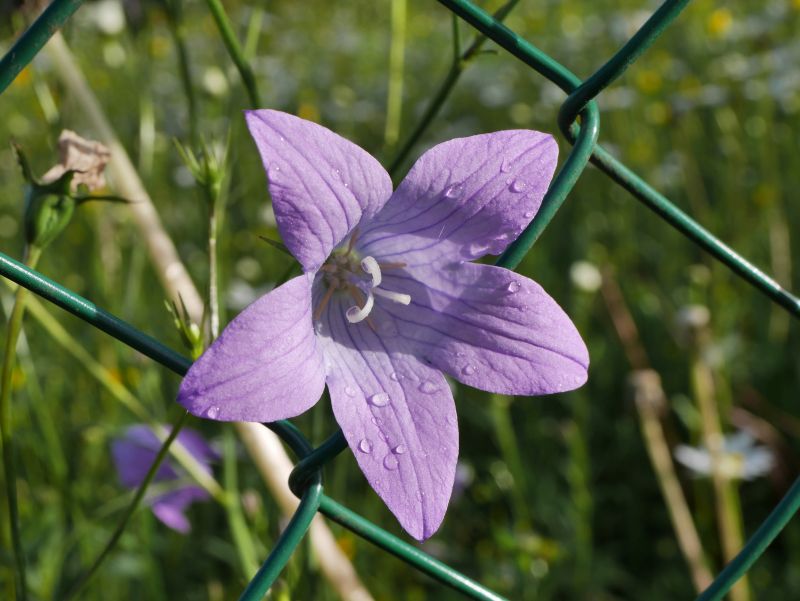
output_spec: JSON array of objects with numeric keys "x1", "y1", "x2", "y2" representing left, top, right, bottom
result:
[
  {"x1": 257, "y1": 235, "x2": 292, "y2": 257},
  {"x1": 22, "y1": 170, "x2": 78, "y2": 251}
]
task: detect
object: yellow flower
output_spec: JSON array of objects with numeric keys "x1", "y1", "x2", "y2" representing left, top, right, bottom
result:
[{"x1": 707, "y1": 8, "x2": 733, "y2": 37}]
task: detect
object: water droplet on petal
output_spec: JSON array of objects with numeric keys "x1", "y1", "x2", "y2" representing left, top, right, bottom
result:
[
  {"x1": 419, "y1": 380, "x2": 439, "y2": 394},
  {"x1": 505, "y1": 178, "x2": 513, "y2": 185},
  {"x1": 345, "y1": 386, "x2": 357, "y2": 397},
  {"x1": 443, "y1": 182, "x2": 464, "y2": 199},
  {"x1": 507, "y1": 281, "x2": 521, "y2": 293},
  {"x1": 331, "y1": 168, "x2": 341, "y2": 179},
  {"x1": 389, "y1": 371, "x2": 399, "y2": 381},
  {"x1": 368, "y1": 392, "x2": 390, "y2": 407},
  {"x1": 383, "y1": 454, "x2": 399, "y2": 470},
  {"x1": 392, "y1": 444, "x2": 407, "y2": 455},
  {"x1": 500, "y1": 157, "x2": 512, "y2": 173},
  {"x1": 358, "y1": 438, "x2": 373, "y2": 453},
  {"x1": 462, "y1": 364, "x2": 476, "y2": 376},
  {"x1": 524, "y1": 211, "x2": 534, "y2": 218},
  {"x1": 510, "y1": 179, "x2": 527, "y2": 193},
  {"x1": 205, "y1": 406, "x2": 220, "y2": 419}
]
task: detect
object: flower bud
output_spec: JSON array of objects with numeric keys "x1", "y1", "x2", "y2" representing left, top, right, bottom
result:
[{"x1": 14, "y1": 131, "x2": 111, "y2": 251}]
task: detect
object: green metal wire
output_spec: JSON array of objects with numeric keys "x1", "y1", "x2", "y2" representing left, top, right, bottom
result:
[
  {"x1": 0, "y1": 0, "x2": 85, "y2": 95},
  {"x1": 2, "y1": 0, "x2": 800, "y2": 599}
]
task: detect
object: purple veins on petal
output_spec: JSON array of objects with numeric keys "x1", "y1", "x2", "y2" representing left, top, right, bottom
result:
[{"x1": 176, "y1": 111, "x2": 589, "y2": 541}]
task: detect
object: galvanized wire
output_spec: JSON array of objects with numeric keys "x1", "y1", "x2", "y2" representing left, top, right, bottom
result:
[{"x1": 1, "y1": 1, "x2": 799, "y2": 600}]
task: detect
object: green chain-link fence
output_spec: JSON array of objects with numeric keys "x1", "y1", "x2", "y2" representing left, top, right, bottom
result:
[{"x1": 1, "y1": 1, "x2": 799, "y2": 599}]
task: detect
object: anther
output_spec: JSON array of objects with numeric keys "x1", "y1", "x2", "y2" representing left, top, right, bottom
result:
[
  {"x1": 346, "y1": 291, "x2": 374, "y2": 323},
  {"x1": 361, "y1": 256, "x2": 382, "y2": 288}
]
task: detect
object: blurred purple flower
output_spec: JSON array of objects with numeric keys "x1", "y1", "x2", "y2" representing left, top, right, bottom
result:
[
  {"x1": 111, "y1": 425, "x2": 216, "y2": 533},
  {"x1": 178, "y1": 110, "x2": 589, "y2": 540}
]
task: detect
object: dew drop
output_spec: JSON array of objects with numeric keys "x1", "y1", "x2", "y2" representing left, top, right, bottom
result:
[
  {"x1": 507, "y1": 280, "x2": 521, "y2": 293},
  {"x1": 331, "y1": 168, "x2": 341, "y2": 179},
  {"x1": 345, "y1": 386, "x2": 357, "y2": 397},
  {"x1": 368, "y1": 392, "x2": 390, "y2": 407},
  {"x1": 500, "y1": 157, "x2": 512, "y2": 173},
  {"x1": 510, "y1": 179, "x2": 527, "y2": 193},
  {"x1": 419, "y1": 380, "x2": 439, "y2": 394},
  {"x1": 205, "y1": 406, "x2": 220, "y2": 419},
  {"x1": 389, "y1": 371, "x2": 400, "y2": 381},
  {"x1": 393, "y1": 444, "x2": 407, "y2": 455},
  {"x1": 358, "y1": 438, "x2": 373, "y2": 454},
  {"x1": 383, "y1": 454, "x2": 399, "y2": 470},
  {"x1": 443, "y1": 182, "x2": 464, "y2": 199},
  {"x1": 462, "y1": 364, "x2": 476, "y2": 376},
  {"x1": 524, "y1": 211, "x2": 534, "y2": 218}
]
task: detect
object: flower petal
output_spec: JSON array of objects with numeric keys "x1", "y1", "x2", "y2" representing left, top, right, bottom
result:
[
  {"x1": 112, "y1": 429, "x2": 177, "y2": 487},
  {"x1": 245, "y1": 110, "x2": 393, "y2": 271},
  {"x1": 178, "y1": 274, "x2": 326, "y2": 422},
  {"x1": 151, "y1": 486, "x2": 209, "y2": 533},
  {"x1": 359, "y1": 130, "x2": 557, "y2": 266},
  {"x1": 378, "y1": 262, "x2": 588, "y2": 396},
  {"x1": 317, "y1": 296, "x2": 458, "y2": 541}
]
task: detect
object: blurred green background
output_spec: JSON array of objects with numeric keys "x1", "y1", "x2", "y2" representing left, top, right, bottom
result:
[{"x1": 1, "y1": 0, "x2": 800, "y2": 599}]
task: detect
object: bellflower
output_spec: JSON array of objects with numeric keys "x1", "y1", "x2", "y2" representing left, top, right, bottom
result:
[
  {"x1": 178, "y1": 110, "x2": 589, "y2": 540},
  {"x1": 111, "y1": 425, "x2": 216, "y2": 533}
]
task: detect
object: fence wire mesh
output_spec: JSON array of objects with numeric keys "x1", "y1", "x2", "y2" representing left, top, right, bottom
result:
[{"x1": 1, "y1": 0, "x2": 799, "y2": 600}]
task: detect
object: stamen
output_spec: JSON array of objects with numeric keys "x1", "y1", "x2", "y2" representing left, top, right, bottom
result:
[
  {"x1": 378, "y1": 261, "x2": 407, "y2": 270},
  {"x1": 373, "y1": 288, "x2": 411, "y2": 305},
  {"x1": 360, "y1": 256, "x2": 382, "y2": 288},
  {"x1": 314, "y1": 283, "x2": 338, "y2": 320},
  {"x1": 346, "y1": 226, "x2": 360, "y2": 254},
  {"x1": 346, "y1": 291, "x2": 374, "y2": 323}
]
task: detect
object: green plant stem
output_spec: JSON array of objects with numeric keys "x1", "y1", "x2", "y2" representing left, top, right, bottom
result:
[
  {"x1": 387, "y1": 0, "x2": 520, "y2": 178},
  {"x1": 383, "y1": 0, "x2": 407, "y2": 148},
  {"x1": 601, "y1": 271, "x2": 712, "y2": 592},
  {"x1": 163, "y1": 0, "x2": 198, "y2": 144},
  {"x1": 0, "y1": 245, "x2": 41, "y2": 601},
  {"x1": 203, "y1": 0, "x2": 262, "y2": 107},
  {"x1": 691, "y1": 354, "x2": 750, "y2": 601},
  {"x1": 489, "y1": 395, "x2": 532, "y2": 529},
  {"x1": 224, "y1": 427, "x2": 259, "y2": 578},
  {"x1": 1, "y1": 278, "x2": 224, "y2": 500},
  {"x1": 64, "y1": 411, "x2": 189, "y2": 600}
]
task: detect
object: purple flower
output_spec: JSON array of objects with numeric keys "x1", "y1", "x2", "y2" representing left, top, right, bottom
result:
[
  {"x1": 178, "y1": 111, "x2": 589, "y2": 540},
  {"x1": 111, "y1": 425, "x2": 216, "y2": 533}
]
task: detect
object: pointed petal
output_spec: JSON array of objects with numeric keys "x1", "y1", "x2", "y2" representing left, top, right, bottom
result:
[
  {"x1": 112, "y1": 426, "x2": 179, "y2": 487},
  {"x1": 379, "y1": 262, "x2": 588, "y2": 396},
  {"x1": 245, "y1": 110, "x2": 393, "y2": 271},
  {"x1": 178, "y1": 275, "x2": 325, "y2": 422},
  {"x1": 317, "y1": 296, "x2": 458, "y2": 541},
  {"x1": 359, "y1": 130, "x2": 557, "y2": 265},
  {"x1": 151, "y1": 486, "x2": 209, "y2": 533}
]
